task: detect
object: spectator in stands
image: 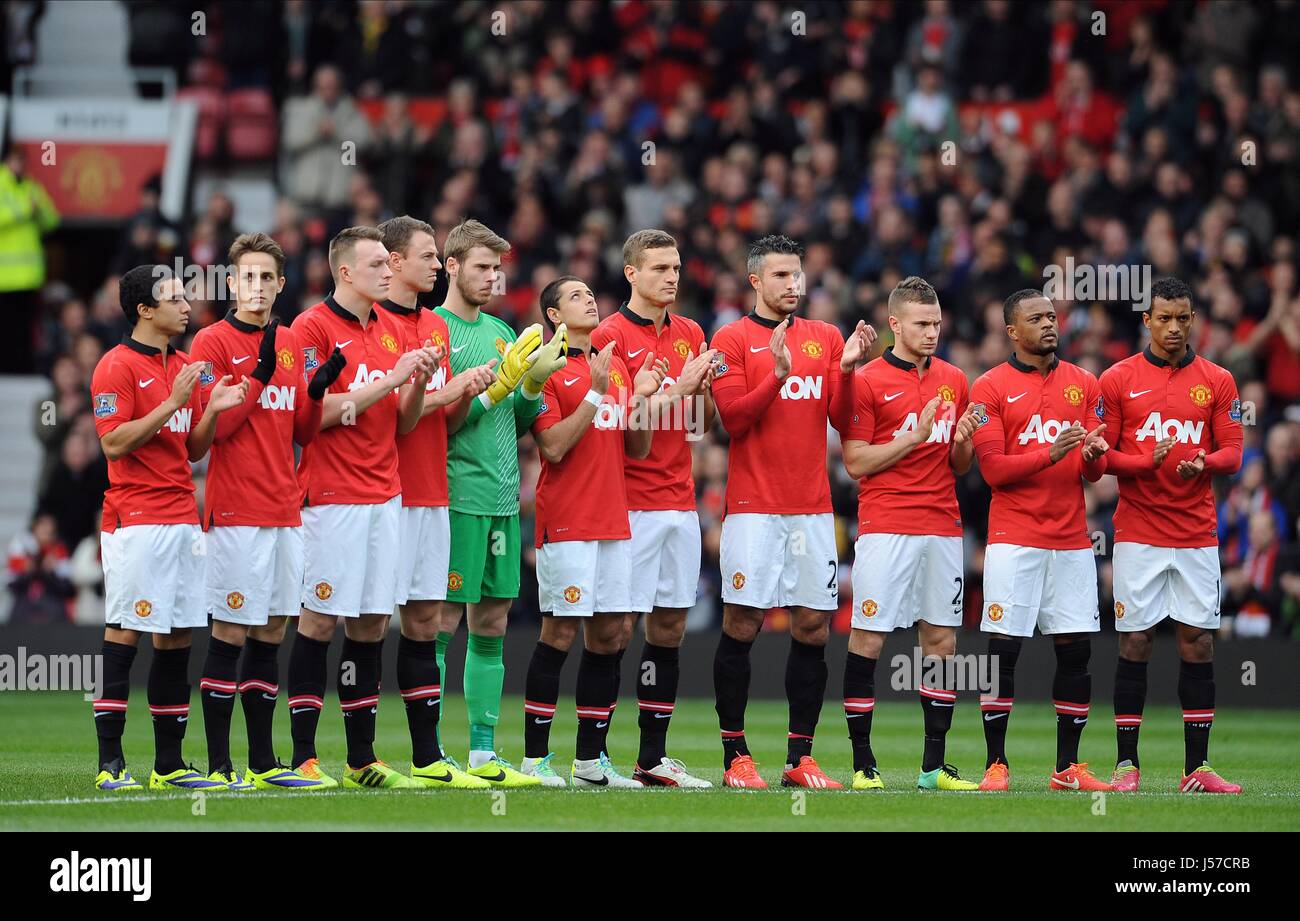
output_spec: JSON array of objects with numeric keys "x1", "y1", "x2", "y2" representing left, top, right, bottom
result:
[
  {"x1": 6, "y1": 512, "x2": 73, "y2": 624},
  {"x1": 282, "y1": 63, "x2": 373, "y2": 215}
]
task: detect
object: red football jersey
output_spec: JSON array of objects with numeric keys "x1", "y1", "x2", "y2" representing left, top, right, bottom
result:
[
  {"x1": 710, "y1": 313, "x2": 852, "y2": 515},
  {"x1": 531, "y1": 349, "x2": 634, "y2": 546},
  {"x1": 1099, "y1": 347, "x2": 1243, "y2": 547},
  {"x1": 191, "y1": 312, "x2": 322, "y2": 528},
  {"x1": 91, "y1": 337, "x2": 205, "y2": 532},
  {"x1": 846, "y1": 349, "x2": 969, "y2": 537},
  {"x1": 590, "y1": 304, "x2": 707, "y2": 512},
  {"x1": 969, "y1": 354, "x2": 1104, "y2": 550},
  {"x1": 380, "y1": 301, "x2": 453, "y2": 508},
  {"x1": 291, "y1": 295, "x2": 408, "y2": 506}
]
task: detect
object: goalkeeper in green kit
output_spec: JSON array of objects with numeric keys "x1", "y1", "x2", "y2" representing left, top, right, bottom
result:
[{"x1": 435, "y1": 220, "x2": 568, "y2": 786}]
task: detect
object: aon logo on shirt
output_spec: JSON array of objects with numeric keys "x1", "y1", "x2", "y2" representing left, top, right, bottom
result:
[
  {"x1": 424, "y1": 365, "x2": 447, "y2": 393},
  {"x1": 893, "y1": 413, "x2": 953, "y2": 443},
  {"x1": 258, "y1": 384, "x2": 296, "y2": 411},
  {"x1": 1017, "y1": 414, "x2": 1079, "y2": 445},
  {"x1": 347, "y1": 364, "x2": 388, "y2": 392},
  {"x1": 1135, "y1": 412, "x2": 1204, "y2": 444},
  {"x1": 780, "y1": 375, "x2": 823, "y2": 400},
  {"x1": 593, "y1": 401, "x2": 624, "y2": 430},
  {"x1": 165, "y1": 407, "x2": 193, "y2": 433}
]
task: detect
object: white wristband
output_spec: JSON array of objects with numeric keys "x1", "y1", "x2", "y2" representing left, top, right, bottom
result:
[{"x1": 583, "y1": 389, "x2": 603, "y2": 408}]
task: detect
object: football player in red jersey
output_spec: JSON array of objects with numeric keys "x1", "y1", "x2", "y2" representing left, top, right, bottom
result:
[
  {"x1": 1099, "y1": 277, "x2": 1244, "y2": 794},
  {"x1": 969, "y1": 289, "x2": 1112, "y2": 792},
  {"x1": 841, "y1": 276, "x2": 982, "y2": 791},
  {"x1": 89, "y1": 265, "x2": 248, "y2": 791},
  {"x1": 189, "y1": 233, "x2": 345, "y2": 791},
  {"x1": 709, "y1": 235, "x2": 872, "y2": 789},
  {"x1": 286, "y1": 226, "x2": 440, "y2": 790},
  {"x1": 376, "y1": 215, "x2": 496, "y2": 788},
  {"x1": 589, "y1": 229, "x2": 719, "y2": 788},
  {"x1": 519, "y1": 276, "x2": 668, "y2": 787}
]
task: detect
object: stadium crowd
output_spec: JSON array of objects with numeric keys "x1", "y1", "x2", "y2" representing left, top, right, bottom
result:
[{"x1": 7, "y1": 0, "x2": 1300, "y2": 639}]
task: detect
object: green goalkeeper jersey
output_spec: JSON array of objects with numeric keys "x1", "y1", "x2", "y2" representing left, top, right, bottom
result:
[{"x1": 436, "y1": 305, "x2": 542, "y2": 516}]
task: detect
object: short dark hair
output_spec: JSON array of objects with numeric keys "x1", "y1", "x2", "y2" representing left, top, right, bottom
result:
[
  {"x1": 623, "y1": 229, "x2": 677, "y2": 270},
  {"x1": 1003, "y1": 288, "x2": 1050, "y2": 325},
  {"x1": 377, "y1": 215, "x2": 436, "y2": 258},
  {"x1": 747, "y1": 234, "x2": 804, "y2": 277},
  {"x1": 119, "y1": 264, "x2": 172, "y2": 327},
  {"x1": 539, "y1": 274, "x2": 585, "y2": 331},
  {"x1": 228, "y1": 232, "x2": 286, "y2": 275},
  {"x1": 888, "y1": 276, "x2": 939, "y2": 316},
  {"x1": 1148, "y1": 276, "x2": 1194, "y2": 312}
]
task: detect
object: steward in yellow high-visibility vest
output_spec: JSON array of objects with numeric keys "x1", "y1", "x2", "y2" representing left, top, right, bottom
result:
[{"x1": 0, "y1": 148, "x2": 59, "y2": 294}]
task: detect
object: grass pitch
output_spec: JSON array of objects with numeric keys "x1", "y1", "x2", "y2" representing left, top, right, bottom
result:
[{"x1": 2, "y1": 692, "x2": 1296, "y2": 831}]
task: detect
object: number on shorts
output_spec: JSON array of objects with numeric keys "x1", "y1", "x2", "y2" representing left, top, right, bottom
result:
[
  {"x1": 951, "y1": 575, "x2": 963, "y2": 611},
  {"x1": 827, "y1": 561, "x2": 837, "y2": 592}
]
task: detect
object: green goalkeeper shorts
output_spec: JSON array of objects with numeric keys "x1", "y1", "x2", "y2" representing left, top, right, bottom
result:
[{"x1": 446, "y1": 511, "x2": 521, "y2": 604}]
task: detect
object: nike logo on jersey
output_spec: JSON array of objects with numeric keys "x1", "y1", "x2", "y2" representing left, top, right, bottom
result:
[
  {"x1": 563, "y1": 377, "x2": 580, "y2": 386},
  {"x1": 1006, "y1": 392, "x2": 1027, "y2": 403},
  {"x1": 334, "y1": 340, "x2": 352, "y2": 349},
  {"x1": 983, "y1": 712, "x2": 1008, "y2": 722},
  {"x1": 1128, "y1": 389, "x2": 1152, "y2": 398},
  {"x1": 231, "y1": 355, "x2": 250, "y2": 365},
  {"x1": 451, "y1": 345, "x2": 466, "y2": 353},
  {"x1": 627, "y1": 348, "x2": 646, "y2": 358},
  {"x1": 883, "y1": 391, "x2": 904, "y2": 401},
  {"x1": 750, "y1": 346, "x2": 769, "y2": 353},
  {"x1": 138, "y1": 378, "x2": 154, "y2": 388}
]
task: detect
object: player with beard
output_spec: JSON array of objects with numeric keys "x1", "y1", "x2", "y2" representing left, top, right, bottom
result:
[
  {"x1": 435, "y1": 219, "x2": 567, "y2": 786},
  {"x1": 709, "y1": 235, "x2": 872, "y2": 789},
  {"x1": 969, "y1": 290, "x2": 1112, "y2": 792}
]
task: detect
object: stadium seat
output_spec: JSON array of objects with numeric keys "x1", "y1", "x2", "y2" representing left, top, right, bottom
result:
[
  {"x1": 176, "y1": 86, "x2": 224, "y2": 161},
  {"x1": 224, "y1": 88, "x2": 278, "y2": 161}
]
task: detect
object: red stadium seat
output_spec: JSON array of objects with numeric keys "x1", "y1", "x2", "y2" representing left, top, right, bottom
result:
[
  {"x1": 177, "y1": 87, "x2": 224, "y2": 161},
  {"x1": 224, "y1": 88, "x2": 278, "y2": 161}
]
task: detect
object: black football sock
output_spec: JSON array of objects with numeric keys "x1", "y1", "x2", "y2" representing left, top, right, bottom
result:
[
  {"x1": 524, "y1": 641, "x2": 567, "y2": 759},
  {"x1": 239, "y1": 637, "x2": 281, "y2": 773},
  {"x1": 200, "y1": 637, "x2": 242, "y2": 774},
  {"x1": 843, "y1": 651, "x2": 877, "y2": 773},
  {"x1": 339, "y1": 636, "x2": 383, "y2": 769},
  {"x1": 287, "y1": 632, "x2": 330, "y2": 768},
  {"x1": 1113, "y1": 656, "x2": 1147, "y2": 768},
  {"x1": 93, "y1": 641, "x2": 137, "y2": 769},
  {"x1": 1052, "y1": 639, "x2": 1092, "y2": 772},
  {"x1": 920, "y1": 663, "x2": 957, "y2": 773},
  {"x1": 148, "y1": 646, "x2": 192, "y2": 775},
  {"x1": 610, "y1": 646, "x2": 625, "y2": 727},
  {"x1": 1179, "y1": 659, "x2": 1215, "y2": 774},
  {"x1": 785, "y1": 637, "x2": 827, "y2": 765},
  {"x1": 575, "y1": 649, "x2": 616, "y2": 762},
  {"x1": 397, "y1": 635, "x2": 442, "y2": 768},
  {"x1": 636, "y1": 642, "x2": 679, "y2": 768},
  {"x1": 982, "y1": 636, "x2": 1020, "y2": 768},
  {"x1": 713, "y1": 631, "x2": 754, "y2": 769}
]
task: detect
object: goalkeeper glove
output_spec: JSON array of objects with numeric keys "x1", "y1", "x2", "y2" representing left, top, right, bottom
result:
[
  {"x1": 483, "y1": 323, "x2": 542, "y2": 406},
  {"x1": 521, "y1": 323, "x2": 568, "y2": 397}
]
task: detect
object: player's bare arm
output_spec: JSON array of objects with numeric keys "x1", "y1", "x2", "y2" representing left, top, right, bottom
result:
[
  {"x1": 844, "y1": 395, "x2": 941, "y2": 478},
  {"x1": 625, "y1": 349, "x2": 667, "y2": 459},
  {"x1": 186, "y1": 372, "x2": 250, "y2": 460},
  {"x1": 320, "y1": 346, "x2": 430, "y2": 430},
  {"x1": 535, "y1": 341, "x2": 612, "y2": 464},
  {"x1": 950, "y1": 402, "x2": 979, "y2": 474},
  {"x1": 99, "y1": 362, "x2": 204, "y2": 461},
  {"x1": 397, "y1": 347, "x2": 440, "y2": 434},
  {"x1": 426, "y1": 360, "x2": 497, "y2": 418}
]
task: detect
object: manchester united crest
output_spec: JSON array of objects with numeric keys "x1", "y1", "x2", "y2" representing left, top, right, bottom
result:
[
  {"x1": 861, "y1": 599, "x2": 878, "y2": 618},
  {"x1": 380, "y1": 333, "x2": 399, "y2": 354},
  {"x1": 732, "y1": 572, "x2": 746, "y2": 591},
  {"x1": 448, "y1": 571, "x2": 464, "y2": 592},
  {"x1": 495, "y1": 338, "x2": 508, "y2": 356},
  {"x1": 937, "y1": 384, "x2": 956, "y2": 403},
  {"x1": 1190, "y1": 384, "x2": 1213, "y2": 407},
  {"x1": 277, "y1": 347, "x2": 294, "y2": 370},
  {"x1": 134, "y1": 599, "x2": 152, "y2": 618},
  {"x1": 314, "y1": 581, "x2": 333, "y2": 601},
  {"x1": 800, "y1": 340, "x2": 824, "y2": 358},
  {"x1": 1063, "y1": 384, "x2": 1084, "y2": 406},
  {"x1": 674, "y1": 338, "x2": 690, "y2": 358},
  {"x1": 987, "y1": 603, "x2": 1004, "y2": 623},
  {"x1": 563, "y1": 585, "x2": 582, "y2": 604},
  {"x1": 610, "y1": 369, "x2": 625, "y2": 389},
  {"x1": 1114, "y1": 601, "x2": 1125, "y2": 620},
  {"x1": 226, "y1": 591, "x2": 245, "y2": 610}
]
